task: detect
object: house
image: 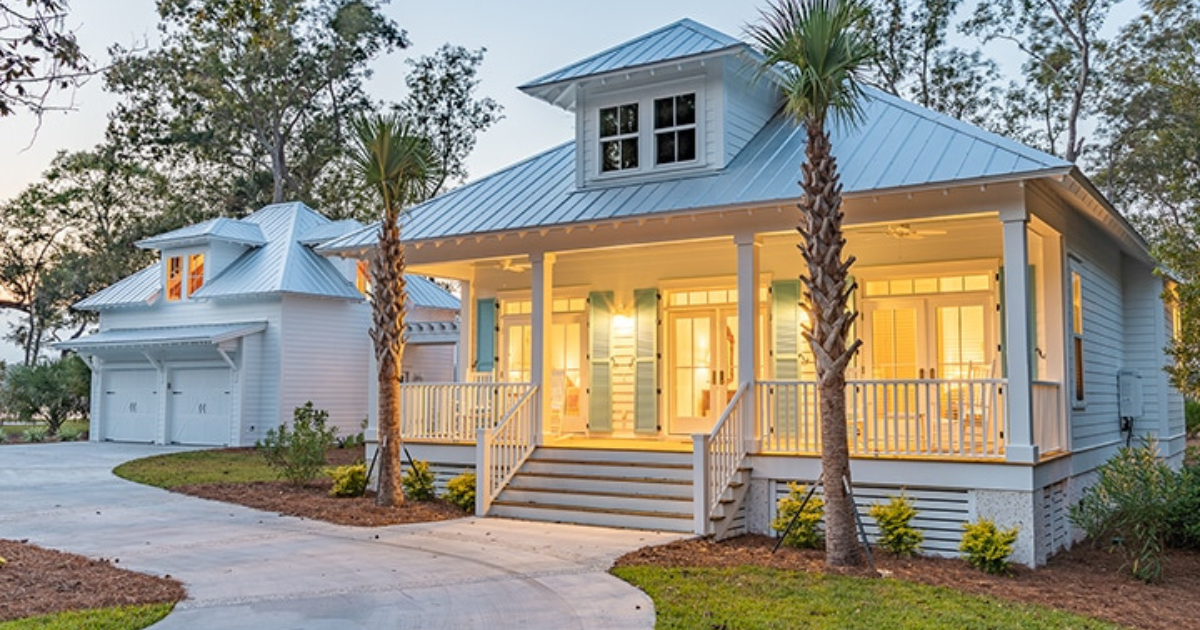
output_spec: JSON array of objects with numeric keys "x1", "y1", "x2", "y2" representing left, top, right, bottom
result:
[{"x1": 323, "y1": 18, "x2": 1183, "y2": 566}]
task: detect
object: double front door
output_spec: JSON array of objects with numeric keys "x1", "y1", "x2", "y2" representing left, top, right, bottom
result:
[
  {"x1": 501, "y1": 313, "x2": 587, "y2": 435},
  {"x1": 864, "y1": 294, "x2": 995, "y2": 381},
  {"x1": 667, "y1": 307, "x2": 738, "y2": 435}
]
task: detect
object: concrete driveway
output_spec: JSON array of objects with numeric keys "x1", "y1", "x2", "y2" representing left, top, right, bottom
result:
[{"x1": 0, "y1": 442, "x2": 683, "y2": 629}]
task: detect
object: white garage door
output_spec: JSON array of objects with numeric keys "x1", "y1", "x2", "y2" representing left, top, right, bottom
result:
[
  {"x1": 100, "y1": 369, "x2": 159, "y2": 443},
  {"x1": 168, "y1": 368, "x2": 232, "y2": 445}
]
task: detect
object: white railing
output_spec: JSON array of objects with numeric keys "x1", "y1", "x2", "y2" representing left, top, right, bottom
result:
[
  {"x1": 476, "y1": 386, "x2": 538, "y2": 516},
  {"x1": 399, "y1": 382, "x2": 532, "y2": 442},
  {"x1": 757, "y1": 379, "x2": 1008, "y2": 459},
  {"x1": 1033, "y1": 381, "x2": 1066, "y2": 455},
  {"x1": 694, "y1": 383, "x2": 750, "y2": 534}
]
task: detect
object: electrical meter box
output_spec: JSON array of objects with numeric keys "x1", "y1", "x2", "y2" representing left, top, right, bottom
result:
[{"x1": 1118, "y1": 369, "x2": 1144, "y2": 420}]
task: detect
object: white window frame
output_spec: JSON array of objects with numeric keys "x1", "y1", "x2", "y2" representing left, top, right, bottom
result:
[
  {"x1": 589, "y1": 80, "x2": 706, "y2": 181},
  {"x1": 598, "y1": 101, "x2": 640, "y2": 173},
  {"x1": 652, "y1": 93, "x2": 698, "y2": 166}
]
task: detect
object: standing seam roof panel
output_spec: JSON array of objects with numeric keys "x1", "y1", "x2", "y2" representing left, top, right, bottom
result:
[{"x1": 873, "y1": 118, "x2": 940, "y2": 190}]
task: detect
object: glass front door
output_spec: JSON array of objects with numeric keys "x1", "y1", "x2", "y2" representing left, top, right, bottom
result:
[
  {"x1": 668, "y1": 307, "x2": 738, "y2": 434},
  {"x1": 548, "y1": 315, "x2": 586, "y2": 434},
  {"x1": 863, "y1": 295, "x2": 993, "y2": 380}
]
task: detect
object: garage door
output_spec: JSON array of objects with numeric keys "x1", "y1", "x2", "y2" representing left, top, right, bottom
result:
[
  {"x1": 168, "y1": 368, "x2": 232, "y2": 445},
  {"x1": 100, "y1": 369, "x2": 159, "y2": 443}
]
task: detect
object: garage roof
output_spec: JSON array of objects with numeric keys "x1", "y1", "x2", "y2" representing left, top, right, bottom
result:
[{"x1": 56, "y1": 322, "x2": 267, "y2": 352}]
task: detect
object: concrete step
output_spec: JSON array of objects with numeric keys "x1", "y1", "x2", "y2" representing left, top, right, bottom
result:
[
  {"x1": 499, "y1": 487, "x2": 692, "y2": 513},
  {"x1": 507, "y1": 472, "x2": 693, "y2": 498},
  {"x1": 490, "y1": 501, "x2": 694, "y2": 533},
  {"x1": 519, "y1": 458, "x2": 693, "y2": 481},
  {"x1": 532, "y1": 447, "x2": 692, "y2": 467}
]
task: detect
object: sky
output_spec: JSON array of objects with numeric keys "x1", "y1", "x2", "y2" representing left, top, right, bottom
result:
[{"x1": 0, "y1": 0, "x2": 1139, "y2": 365}]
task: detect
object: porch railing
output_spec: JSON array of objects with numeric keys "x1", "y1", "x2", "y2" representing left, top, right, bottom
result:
[
  {"x1": 694, "y1": 383, "x2": 750, "y2": 534},
  {"x1": 757, "y1": 379, "x2": 1008, "y2": 459},
  {"x1": 1032, "y1": 381, "x2": 1066, "y2": 455},
  {"x1": 400, "y1": 382, "x2": 532, "y2": 442},
  {"x1": 476, "y1": 386, "x2": 538, "y2": 516}
]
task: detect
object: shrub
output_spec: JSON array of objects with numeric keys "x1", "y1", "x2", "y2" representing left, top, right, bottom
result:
[
  {"x1": 326, "y1": 463, "x2": 368, "y2": 497},
  {"x1": 446, "y1": 471, "x2": 476, "y2": 512},
  {"x1": 1069, "y1": 440, "x2": 1177, "y2": 582},
  {"x1": 1185, "y1": 399, "x2": 1200, "y2": 436},
  {"x1": 58, "y1": 425, "x2": 85, "y2": 442},
  {"x1": 869, "y1": 493, "x2": 923, "y2": 556},
  {"x1": 0, "y1": 357, "x2": 90, "y2": 436},
  {"x1": 256, "y1": 402, "x2": 338, "y2": 485},
  {"x1": 21, "y1": 426, "x2": 48, "y2": 443},
  {"x1": 403, "y1": 459, "x2": 436, "y2": 501},
  {"x1": 1168, "y1": 460, "x2": 1200, "y2": 550},
  {"x1": 770, "y1": 482, "x2": 824, "y2": 549},
  {"x1": 960, "y1": 519, "x2": 1019, "y2": 575}
]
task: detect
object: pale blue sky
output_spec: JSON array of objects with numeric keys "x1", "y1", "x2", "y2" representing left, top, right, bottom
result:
[{"x1": 0, "y1": 0, "x2": 1138, "y2": 364}]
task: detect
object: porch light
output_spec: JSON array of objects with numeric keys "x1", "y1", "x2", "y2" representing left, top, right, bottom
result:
[{"x1": 612, "y1": 313, "x2": 635, "y2": 335}]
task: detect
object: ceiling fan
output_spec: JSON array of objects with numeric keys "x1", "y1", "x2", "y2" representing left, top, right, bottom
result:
[
  {"x1": 496, "y1": 258, "x2": 531, "y2": 273},
  {"x1": 856, "y1": 223, "x2": 948, "y2": 240}
]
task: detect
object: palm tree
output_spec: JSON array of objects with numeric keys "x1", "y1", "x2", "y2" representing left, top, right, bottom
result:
[
  {"x1": 748, "y1": 0, "x2": 874, "y2": 567},
  {"x1": 352, "y1": 113, "x2": 441, "y2": 507}
]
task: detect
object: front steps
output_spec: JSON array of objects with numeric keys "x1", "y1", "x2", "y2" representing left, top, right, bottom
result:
[{"x1": 489, "y1": 447, "x2": 696, "y2": 532}]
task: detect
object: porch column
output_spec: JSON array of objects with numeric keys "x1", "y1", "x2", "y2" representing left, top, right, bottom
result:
[
  {"x1": 735, "y1": 233, "x2": 760, "y2": 450},
  {"x1": 457, "y1": 272, "x2": 473, "y2": 381},
  {"x1": 1001, "y1": 208, "x2": 1038, "y2": 463},
  {"x1": 531, "y1": 252, "x2": 555, "y2": 446}
]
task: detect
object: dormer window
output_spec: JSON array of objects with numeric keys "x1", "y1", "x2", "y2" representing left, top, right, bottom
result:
[
  {"x1": 188, "y1": 253, "x2": 205, "y2": 296},
  {"x1": 167, "y1": 256, "x2": 183, "y2": 301},
  {"x1": 356, "y1": 259, "x2": 371, "y2": 296},
  {"x1": 654, "y1": 93, "x2": 696, "y2": 165},
  {"x1": 599, "y1": 103, "x2": 639, "y2": 172}
]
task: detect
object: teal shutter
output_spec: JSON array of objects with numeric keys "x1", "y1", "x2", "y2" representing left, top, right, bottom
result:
[
  {"x1": 475, "y1": 298, "x2": 497, "y2": 373},
  {"x1": 772, "y1": 280, "x2": 800, "y2": 379},
  {"x1": 588, "y1": 291, "x2": 613, "y2": 432},
  {"x1": 634, "y1": 288, "x2": 659, "y2": 433}
]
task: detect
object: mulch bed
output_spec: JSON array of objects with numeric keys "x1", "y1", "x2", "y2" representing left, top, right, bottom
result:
[
  {"x1": 168, "y1": 446, "x2": 469, "y2": 527},
  {"x1": 0, "y1": 539, "x2": 184, "y2": 622},
  {"x1": 614, "y1": 535, "x2": 1200, "y2": 630}
]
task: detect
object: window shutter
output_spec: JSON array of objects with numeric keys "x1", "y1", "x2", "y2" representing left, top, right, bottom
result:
[
  {"x1": 772, "y1": 280, "x2": 800, "y2": 379},
  {"x1": 475, "y1": 298, "x2": 497, "y2": 373},
  {"x1": 588, "y1": 291, "x2": 614, "y2": 432},
  {"x1": 634, "y1": 288, "x2": 659, "y2": 433}
]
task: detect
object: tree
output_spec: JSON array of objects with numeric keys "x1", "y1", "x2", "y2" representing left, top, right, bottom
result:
[
  {"x1": 1098, "y1": 0, "x2": 1200, "y2": 395},
  {"x1": 351, "y1": 113, "x2": 441, "y2": 507},
  {"x1": 0, "y1": 0, "x2": 90, "y2": 119},
  {"x1": 0, "y1": 355, "x2": 90, "y2": 435},
  {"x1": 961, "y1": 0, "x2": 1116, "y2": 162},
  {"x1": 105, "y1": 0, "x2": 408, "y2": 211},
  {"x1": 748, "y1": 0, "x2": 873, "y2": 568},
  {"x1": 398, "y1": 44, "x2": 503, "y2": 195}
]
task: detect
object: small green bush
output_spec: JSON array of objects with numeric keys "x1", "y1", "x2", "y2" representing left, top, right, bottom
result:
[
  {"x1": 1168, "y1": 460, "x2": 1200, "y2": 550},
  {"x1": 770, "y1": 482, "x2": 824, "y2": 549},
  {"x1": 326, "y1": 463, "x2": 368, "y2": 497},
  {"x1": 1069, "y1": 440, "x2": 1177, "y2": 582},
  {"x1": 446, "y1": 471, "x2": 476, "y2": 512},
  {"x1": 256, "y1": 402, "x2": 338, "y2": 485},
  {"x1": 1185, "y1": 399, "x2": 1200, "y2": 436},
  {"x1": 869, "y1": 493, "x2": 923, "y2": 556},
  {"x1": 21, "y1": 426, "x2": 47, "y2": 443},
  {"x1": 403, "y1": 459, "x2": 436, "y2": 501},
  {"x1": 57, "y1": 425, "x2": 85, "y2": 442},
  {"x1": 960, "y1": 518, "x2": 1019, "y2": 575}
]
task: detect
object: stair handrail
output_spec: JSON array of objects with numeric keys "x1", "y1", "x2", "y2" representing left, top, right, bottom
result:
[
  {"x1": 694, "y1": 382, "x2": 750, "y2": 534},
  {"x1": 475, "y1": 385, "x2": 538, "y2": 516}
]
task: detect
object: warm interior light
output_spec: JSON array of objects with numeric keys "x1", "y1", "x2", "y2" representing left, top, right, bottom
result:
[{"x1": 612, "y1": 313, "x2": 635, "y2": 335}]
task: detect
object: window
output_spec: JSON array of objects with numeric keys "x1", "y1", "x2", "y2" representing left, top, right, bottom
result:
[
  {"x1": 654, "y1": 93, "x2": 696, "y2": 165},
  {"x1": 166, "y1": 256, "x2": 183, "y2": 301},
  {"x1": 1071, "y1": 269, "x2": 1085, "y2": 404},
  {"x1": 187, "y1": 253, "x2": 205, "y2": 296},
  {"x1": 356, "y1": 260, "x2": 370, "y2": 296},
  {"x1": 599, "y1": 103, "x2": 639, "y2": 172}
]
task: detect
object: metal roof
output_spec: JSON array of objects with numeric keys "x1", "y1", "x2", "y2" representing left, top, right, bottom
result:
[
  {"x1": 74, "y1": 262, "x2": 162, "y2": 311},
  {"x1": 406, "y1": 275, "x2": 460, "y2": 310},
  {"x1": 135, "y1": 217, "x2": 266, "y2": 249},
  {"x1": 521, "y1": 18, "x2": 744, "y2": 92},
  {"x1": 318, "y1": 87, "x2": 1070, "y2": 254},
  {"x1": 297, "y1": 219, "x2": 364, "y2": 246},
  {"x1": 56, "y1": 322, "x2": 267, "y2": 352},
  {"x1": 191, "y1": 202, "x2": 362, "y2": 301}
]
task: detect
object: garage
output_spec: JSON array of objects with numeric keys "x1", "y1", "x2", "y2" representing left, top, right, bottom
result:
[
  {"x1": 168, "y1": 367, "x2": 233, "y2": 445},
  {"x1": 99, "y1": 369, "x2": 159, "y2": 443}
]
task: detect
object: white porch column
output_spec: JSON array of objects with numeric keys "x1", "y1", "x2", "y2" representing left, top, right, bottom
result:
[
  {"x1": 457, "y1": 272, "x2": 474, "y2": 381},
  {"x1": 531, "y1": 252, "x2": 555, "y2": 445},
  {"x1": 735, "y1": 233, "x2": 760, "y2": 449},
  {"x1": 1001, "y1": 208, "x2": 1038, "y2": 463}
]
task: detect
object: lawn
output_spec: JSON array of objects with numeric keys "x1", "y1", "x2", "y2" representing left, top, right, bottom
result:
[
  {"x1": 1, "y1": 420, "x2": 88, "y2": 442},
  {"x1": 613, "y1": 565, "x2": 1123, "y2": 630},
  {"x1": 112, "y1": 448, "x2": 279, "y2": 488},
  {"x1": 0, "y1": 604, "x2": 174, "y2": 630}
]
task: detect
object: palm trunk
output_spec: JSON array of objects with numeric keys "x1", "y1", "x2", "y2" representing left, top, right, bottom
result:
[
  {"x1": 798, "y1": 121, "x2": 863, "y2": 567},
  {"x1": 372, "y1": 213, "x2": 408, "y2": 507}
]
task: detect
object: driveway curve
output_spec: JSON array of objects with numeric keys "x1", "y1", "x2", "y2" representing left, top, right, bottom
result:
[{"x1": 0, "y1": 442, "x2": 683, "y2": 629}]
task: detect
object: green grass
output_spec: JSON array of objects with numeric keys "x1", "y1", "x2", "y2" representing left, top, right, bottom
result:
[
  {"x1": 612, "y1": 565, "x2": 1124, "y2": 630},
  {"x1": 1, "y1": 420, "x2": 88, "y2": 440},
  {"x1": 114, "y1": 449, "x2": 279, "y2": 488},
  {"x1": 0, "y1": 603, "x2": 174, "y2": 630}
]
